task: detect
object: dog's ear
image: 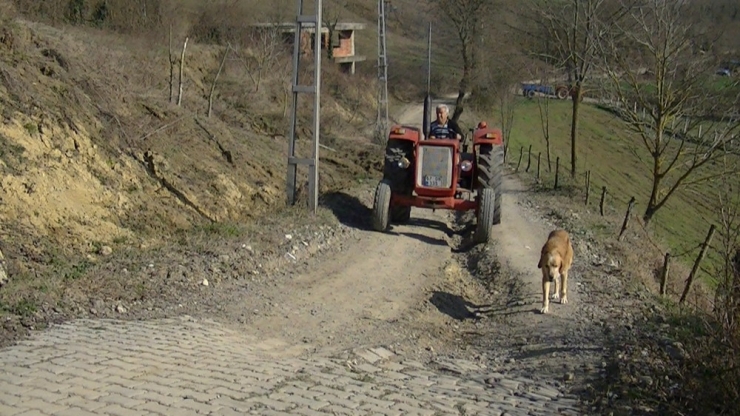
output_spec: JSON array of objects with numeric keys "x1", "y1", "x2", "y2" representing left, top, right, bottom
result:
[{"x1": 537, "y1": 257, "x2": 543, "y2": 268}]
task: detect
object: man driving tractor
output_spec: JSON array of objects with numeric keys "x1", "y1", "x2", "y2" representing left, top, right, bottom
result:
[{"x1": 428, "y1": 104, "x2": 463, "y2": 140}]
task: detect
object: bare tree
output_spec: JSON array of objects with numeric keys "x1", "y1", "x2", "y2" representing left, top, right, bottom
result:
[
  {"x1": 598, "y1": 0, "x2": 740, "y2": 225},
  {"x1": 714, "y1": 153, "x2": 740, "y2": 333},
  {"x1": 470, "y1": 54, "x2": 520, "y2": 161},
  {"x1": 208, "y1": 43, "x2": 231, "y2": 118},
  {"x1": 323, "y1": 0, "x2": 348, "y2": 61},
  {"x1": 526, "y1": 0, "x2": 629, "y2": 178},
  {"x1": 240, "y1": 26, "x2": 287, "y2": 93},
  {"x1": 177, "y1": 36, "x2": 188, "y2": 106},
  {"x1": 168, "y1": 24, "x2": 174, "y2": 103},
  {"x1": 537, "y1": 72, "x2": 553, "y2": 171},
  {"x1": 427, "y1": 0, "x2": 491, "y2": 123},
  {"x1": 498, "y1": 88, "x2": 517, "y2": 162}
]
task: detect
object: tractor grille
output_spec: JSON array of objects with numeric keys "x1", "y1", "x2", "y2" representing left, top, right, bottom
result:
[{"x1": 416, "y1": 145, "x2": 453, "y2": 188}]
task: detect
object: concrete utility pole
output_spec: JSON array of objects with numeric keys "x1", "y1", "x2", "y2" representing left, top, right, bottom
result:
[
  {"x1": 286, "y1": 0, "x2": 322, "y2": 213},
  {"x1": 375, "y1": 0, "x2": 389, "y2": 142}
]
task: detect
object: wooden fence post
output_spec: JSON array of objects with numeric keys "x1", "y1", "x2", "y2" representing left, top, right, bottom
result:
[
  {"x1": 526, "y1": 145, "x2": 532, "y2": 172},
  {"x1": 554, "y1": 157, "x2": 560, "y2": 190},
  {"x1": 659, "y1": 252, "x2": 671, "y2": 296},
  {"x1": 585, "y1": 170, "x2": 591, "y2": 205},
  {"x1": 599, "y1": 186, "x2": 607, "y2": 216},
  {"x1": 680, "y1": 224, "x2": 717, "y2": 304},
  {"x1": 516, "y1": 146, "x2": 523, "y2": 172},
  {"x1": 618, "y1": 197, "x2": 636, "y2": 241},
  {"x1": 536, "y1": 152, "x2": 541, "y2": 181}
]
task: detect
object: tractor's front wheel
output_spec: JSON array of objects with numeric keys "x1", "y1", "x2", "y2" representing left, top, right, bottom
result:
[
  {"x1": 474, "y1": 188, "x2": 496, "y2": 244},
  {"x1": 372, "y1": 180, "x2": 392, "y2": 232}
]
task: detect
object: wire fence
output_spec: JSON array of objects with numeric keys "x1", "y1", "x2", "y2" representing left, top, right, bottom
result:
[{"x1": 503, "y1": 142, "x2": 722, "y2": 310}]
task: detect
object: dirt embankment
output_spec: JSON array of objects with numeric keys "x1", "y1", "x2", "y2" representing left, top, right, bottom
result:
[
  {"x1": 0, "y1": 13, "x2": 385, "y2": 335},
  {"x1": 0, "y1": 18, "x2": 380, "y2": 269}
]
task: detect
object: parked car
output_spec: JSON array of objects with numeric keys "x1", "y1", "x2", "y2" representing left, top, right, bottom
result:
[{"x1": 717, "y1": 68, "x2": 732, "y2": 77}]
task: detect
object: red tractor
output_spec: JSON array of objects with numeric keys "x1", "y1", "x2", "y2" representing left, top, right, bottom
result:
[{"x1": 371, "y1": 104, "x2": 504, "y2": 244}]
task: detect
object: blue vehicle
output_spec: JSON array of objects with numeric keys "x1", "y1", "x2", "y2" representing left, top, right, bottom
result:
[
  {"x1": 717, "y1": 59, "x2": 740, "y2": 76},
  {"x1": 521, "y1": 83, "x2": 571, "y2": 100}
]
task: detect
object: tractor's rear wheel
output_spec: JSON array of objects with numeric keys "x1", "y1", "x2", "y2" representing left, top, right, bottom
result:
[
  {"x1": 391, "y1": 204, "x2": 412, "y2": 224},
  {"x1": 372, "y1": 180, "x2": 392, "y2": 232},
  {"x1": 384, "y1": 139, "x2": 414, "y2": 224},
  {"x1": 474, "y1": 188, "x2": 496, "y2": 244},
  {"x1": 477, "y1": 145, "x2": 504, "y2": 225}
]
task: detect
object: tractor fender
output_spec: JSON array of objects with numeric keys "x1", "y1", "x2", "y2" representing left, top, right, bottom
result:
[
  {"x1": 387, "y1": 125, "x2": 421, "y2": 144},
  {"x1": 472, "y1": 127, "x2": 503, "y2": 147}
]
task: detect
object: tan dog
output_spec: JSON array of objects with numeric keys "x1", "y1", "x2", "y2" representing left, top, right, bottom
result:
[{"x1": 537, "y1": 229, "x2": 574, "y2": 314}]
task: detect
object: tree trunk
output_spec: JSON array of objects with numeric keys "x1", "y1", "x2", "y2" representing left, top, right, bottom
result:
[
  {"x1": 326, "y1": 26, "x2": 335, "y2": 60},
  {"x1": 452, "y1": 90, "x2": 465, "y2": 122},
  {"x1": 643, "y1": 205, "x2": 657, "y2": 226},
  {"x1": 569, "y1": 86, "x2": 581, "y2": 178},
  {"x1": 643, "y1": 129, "x2": 664, "y2": 226},
  {"x1": 452, "y1": 48, "x2": 472, "y2": 123},
  {"x1": 643, "y1": 163, "x2": 662, "y2": 225}
]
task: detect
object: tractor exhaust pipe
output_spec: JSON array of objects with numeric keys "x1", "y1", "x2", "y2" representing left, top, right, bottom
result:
[
  {"x1": 423, "y1": 22, "x2": 432, "y2": 139},
  {"x1": 423, "y1": 95, "x2": 430, "y2": 138}
]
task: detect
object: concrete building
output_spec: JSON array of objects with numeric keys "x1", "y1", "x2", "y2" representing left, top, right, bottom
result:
[{"x1": 250, "y1": 22, "x2": 367, "y2": 74}]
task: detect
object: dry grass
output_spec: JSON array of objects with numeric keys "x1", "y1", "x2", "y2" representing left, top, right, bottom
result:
[{"x1": 0, "y1": 2, "x2": 385, "y2": 333}]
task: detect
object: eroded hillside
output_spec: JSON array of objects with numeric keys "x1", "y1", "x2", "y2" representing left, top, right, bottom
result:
[{"x1": 0, "y1": 16, "x2": 380, "y2": 274}]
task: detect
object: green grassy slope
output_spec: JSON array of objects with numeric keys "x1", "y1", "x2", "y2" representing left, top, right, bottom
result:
[{"x1": 499, "y1": 97, "x2": 736, "y2": 284}]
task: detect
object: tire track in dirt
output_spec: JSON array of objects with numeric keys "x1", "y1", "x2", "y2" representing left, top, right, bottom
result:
[{"x1": 213, "y1": 100, "x2": 477, "y2": 358}]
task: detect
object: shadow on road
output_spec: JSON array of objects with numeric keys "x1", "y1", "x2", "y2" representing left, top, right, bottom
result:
[
  {"x1": 320, "y1": 193, "x2": 475, "y2": 250},
  {"x1": 389, "y1": 217, "x2": 463, "y2": 246},
  {"x1": 399, "y1": 217, "x2": 454, "y2": 236},
  {"x1": 429, "y1": 290, "x2": 500, "y2": 321},
  {"x1": 511, "y1": 345, "x2": 604, "y2": 361},
  {"x1": 320, "y1": 191, "x2": 372, "y2": 231},
  {"x1": 388, "y1": 231, "x2": 448, "y2": 246}
]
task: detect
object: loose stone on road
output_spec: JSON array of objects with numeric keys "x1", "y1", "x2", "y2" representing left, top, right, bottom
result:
[{"x1": 0, "y1": 316, "x2": 581, "y2": 415}]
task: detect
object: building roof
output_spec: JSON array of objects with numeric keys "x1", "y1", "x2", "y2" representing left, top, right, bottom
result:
[{"x1": 249, "y1": 22, "x2": 366, "y2": 33}]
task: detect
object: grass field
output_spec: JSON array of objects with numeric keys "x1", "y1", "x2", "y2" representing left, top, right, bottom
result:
[{"x1": 496, "y1": 97, "x2": 737, "y2": 285}]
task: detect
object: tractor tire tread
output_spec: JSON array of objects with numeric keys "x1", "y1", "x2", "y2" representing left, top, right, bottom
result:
[{"x1": 477, "y1": 145, "x2": 503, "y2": 224}]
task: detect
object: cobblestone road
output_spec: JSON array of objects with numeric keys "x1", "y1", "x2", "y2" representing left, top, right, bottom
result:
[{"x1": 0, "y1": 316, "x2": 583, "y2": 415}]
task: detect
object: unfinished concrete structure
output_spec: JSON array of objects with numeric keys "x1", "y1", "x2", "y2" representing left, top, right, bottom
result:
[{"x1": 250, "y1": 22, "x2": 367, "y2": 74}]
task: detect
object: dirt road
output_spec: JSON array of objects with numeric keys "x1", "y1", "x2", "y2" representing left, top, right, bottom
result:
[
  {"x1": 218, "y1": 99, "x2": 579, "y2": 357},
  {"x1": 0, "y1": 100, "x2": 600, "y2": 415}
]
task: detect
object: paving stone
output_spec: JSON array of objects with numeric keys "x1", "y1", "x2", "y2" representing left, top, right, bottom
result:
[
  {"x1": 0, "y1": 404, "x2": 25, "y2": 416},
  {"x1": 16, "y1": 410, "x2": 50, "y2": 416},
  {"x1": 0, "y1": 317, "x2": 582, "y2": 416},
  {"x1": 369, "y1": 347, "x2": 395, "y2": 360}
]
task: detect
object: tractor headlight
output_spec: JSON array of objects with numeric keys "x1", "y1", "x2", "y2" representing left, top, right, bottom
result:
[
  {"x1": 460, "y1": 160, "x2": 473, "y2": 172},
  {"x1": 398, "y1": 157, "x2": 411, "y2": 169}
]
